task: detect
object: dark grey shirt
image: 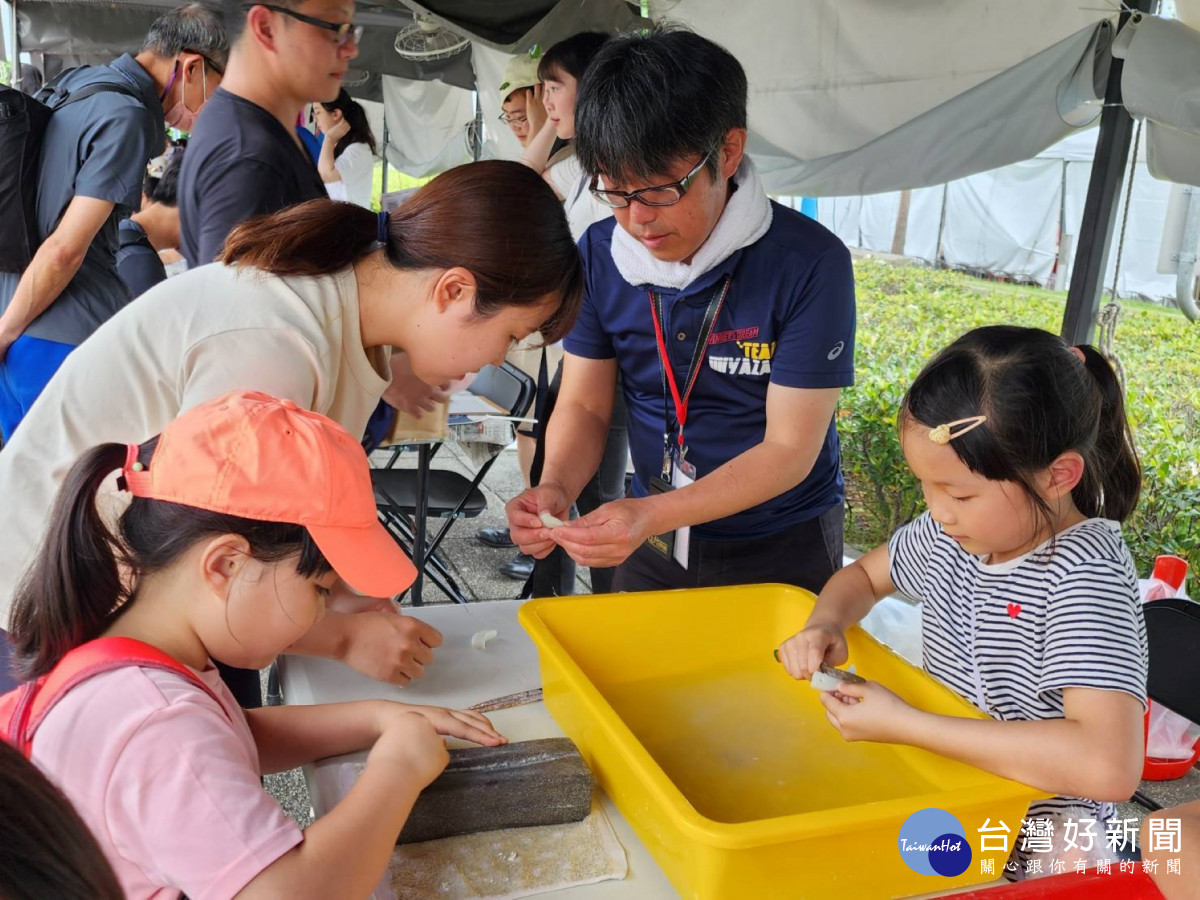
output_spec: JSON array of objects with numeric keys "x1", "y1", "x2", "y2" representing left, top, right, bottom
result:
[
  {"x1": 0, "y1": 54, "x2": 164, "y2": 345},
  {"x1": 179, "y1": 88, "x2": 327, "y2": 267}
]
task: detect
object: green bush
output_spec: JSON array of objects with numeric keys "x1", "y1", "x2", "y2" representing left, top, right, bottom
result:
[{"x1": 841, "y1": 260, "x2": 1200, "y2": 579}]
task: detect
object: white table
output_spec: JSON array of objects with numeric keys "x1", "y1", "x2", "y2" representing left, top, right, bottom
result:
[
  {"x1": 277, "y1": 599, "x2": 678, "y2": 899},
  {"x1": 278, "y1": 599, "x2": 1015, "y2": 900}
]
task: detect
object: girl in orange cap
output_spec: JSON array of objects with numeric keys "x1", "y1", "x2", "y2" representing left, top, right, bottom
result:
[{"x1": 5, "y1": 390, "x2": 505, "y2": 900}]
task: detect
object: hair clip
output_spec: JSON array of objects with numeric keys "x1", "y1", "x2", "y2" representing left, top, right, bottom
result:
[
  {"x1": 376, "y1": 210, "x2": 389, "y2": 245},
  {"x1": 928, "y1": 415, "x2": 987, "y2": 445}
]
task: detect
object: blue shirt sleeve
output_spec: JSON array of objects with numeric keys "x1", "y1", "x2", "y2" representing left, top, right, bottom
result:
[
  {"x1": 73, "y1": 101, "x2": 155, "y2": 211},
  {"x1": 562, "y1": 232, "x2": 616, "y2": 359},
  {"x1": 768, "y1": 242, "x2": 856, "y2": 389}
]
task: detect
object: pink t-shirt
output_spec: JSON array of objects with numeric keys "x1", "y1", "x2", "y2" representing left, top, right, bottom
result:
[{"x1": 31, "y1": 664, "x2": 303, "y2": 899}]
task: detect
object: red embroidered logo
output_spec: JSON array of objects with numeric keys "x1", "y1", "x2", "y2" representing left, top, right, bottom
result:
[
  {"x1": 708, "y1": 326, "x2": 759, "y2": 345},
  {"x1": 1007, "y1": 603, "x2": 1022, "y2": 619}
]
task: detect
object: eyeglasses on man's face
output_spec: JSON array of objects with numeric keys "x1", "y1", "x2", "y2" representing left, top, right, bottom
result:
[
  {"x1": 241, "y1": 4, "x2": 363, "y2": 47},
  {"x1": 589, "y1": 153, "x2": 713, "y2": 209},
  {"x1": 184, "y1": 49, "x2": 224, "y2": 76},
  {"x1": 498, "y1": 112, "x2": 528, "y2": 126}
]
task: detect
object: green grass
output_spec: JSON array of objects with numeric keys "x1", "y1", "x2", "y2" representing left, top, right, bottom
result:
[
  {"x1": 842, "y1": 259, "x2": 1200, "y2": 577},
  {"x1": 370, "y1": 161, "x2": 433, "y2": 211}
]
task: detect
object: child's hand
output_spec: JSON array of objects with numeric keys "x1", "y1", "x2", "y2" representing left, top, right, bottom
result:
[
  {"x1": 777, "y1": 623, "x2": 848, "y2": 680},
  {"x1": 817, "y1": 681, "x2": 923, "y2": 744},
  {"x1": 367, "y1": 712, "x2": 449, "y2": 789},
  {"x1": 382, "y1": 703, "x2": 507, "y2": 747}
]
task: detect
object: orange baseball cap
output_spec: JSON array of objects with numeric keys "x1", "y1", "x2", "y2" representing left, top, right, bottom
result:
[{"x1": 121, "y1": 390, "x2": 416, "y2": 597}]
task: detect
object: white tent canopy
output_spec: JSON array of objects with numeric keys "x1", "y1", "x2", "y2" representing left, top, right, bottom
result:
[
  {"x1": 7, "y1": 1, "x2": 1200, "y2": 190},
  {"x1": 6, "y1": 0, "x2": 1200, "y2": 322},
  {"x1": 814, "y1": 128, "x2": 1179, "y2": 301}
]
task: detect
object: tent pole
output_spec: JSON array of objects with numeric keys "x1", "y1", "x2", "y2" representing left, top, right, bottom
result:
[
  {"x1": 3, "y1": 0, "x2": 20, "y2": 87},
  {"x1": 471, "y1": 91, "x2": 482, "y2": 161},
  {"x1": 380, "y1": 117, "x2": 390, "y2": 197},
  {"x1": 935, "y1": 183, "x2": 949, "y2": 268},
  {"x1": 1061, "y1": 0, "x2": 1157, "y2": 345}
]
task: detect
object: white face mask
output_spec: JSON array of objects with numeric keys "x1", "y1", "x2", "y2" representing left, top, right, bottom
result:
[{"x1": 162, "y1": 58, "x2": 207, "y2": 132}]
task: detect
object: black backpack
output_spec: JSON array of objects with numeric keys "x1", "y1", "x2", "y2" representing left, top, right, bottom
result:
[{"x1": 0, "y1": 76, "x2": 145, "y2": 274}]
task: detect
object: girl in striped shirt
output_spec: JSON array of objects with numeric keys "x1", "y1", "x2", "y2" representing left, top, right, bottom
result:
[{"x1": 778, "y1": 325, "x2": 1147, "y2": 877}]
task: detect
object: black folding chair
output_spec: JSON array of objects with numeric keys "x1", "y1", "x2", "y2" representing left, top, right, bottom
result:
[
  {"x1": 1132, "y1": 597, "x2": 1200, "y2": 811},
  {"x1": 373, "y1": 362, "x2": 535, "y2": 605}
]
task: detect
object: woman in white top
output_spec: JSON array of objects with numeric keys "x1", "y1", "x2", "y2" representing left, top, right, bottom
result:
[
  {"x1": 0, "y1": 161, "x2": 582, "y2": 700},
  {"x1": 520, "y1": 33, "x2": 613, "y2": 241},
  {"x1": 314, "y1": 89, "x2": 376, "y2": 208}
]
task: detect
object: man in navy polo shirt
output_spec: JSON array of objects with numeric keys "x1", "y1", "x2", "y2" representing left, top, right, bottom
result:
[{"x1": 506, "y1": 27, "x2": 856, "y2": 593}]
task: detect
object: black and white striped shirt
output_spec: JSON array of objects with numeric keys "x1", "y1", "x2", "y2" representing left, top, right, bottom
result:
[{"x1": 889, "y1": 512, "x2": 1148, "y2": 824}]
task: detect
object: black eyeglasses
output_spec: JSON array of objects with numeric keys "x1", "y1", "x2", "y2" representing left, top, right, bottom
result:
[
  {"x1": 589, "y1": 154, "x2": 712, "y2": 209},
  {"x1": 184, "y1": 49, "x2": 224, "y2": 76},
  {"x1": 241, "y1": 4, "x2": 364, "y2": 47},
  {"x1": 497, "y1": 112, "x2": 528, "y2": 125}
]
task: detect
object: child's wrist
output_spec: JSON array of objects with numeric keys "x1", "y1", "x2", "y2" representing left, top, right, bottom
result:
[
  {"x1": 894, "y1": 706, "x2": 932, "y2": 744},
  {"x1": 369, "y1": 700, "x2": 411, "y2": 740}
]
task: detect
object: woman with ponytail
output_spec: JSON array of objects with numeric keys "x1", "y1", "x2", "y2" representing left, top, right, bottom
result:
[
  {"x1": 7, "y1": 391, "x2": 503, "y2": 900},
  {"x1": 778, "y1": 325, "x2": 1147, "y2": 879},
  {"x1": 0, "y1": 160, "x2": 582, "y2": 700}
]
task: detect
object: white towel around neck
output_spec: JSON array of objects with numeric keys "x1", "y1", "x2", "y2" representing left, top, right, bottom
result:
[{"x1": 610, "y1": 157, "x2": 773, "y2": 291}]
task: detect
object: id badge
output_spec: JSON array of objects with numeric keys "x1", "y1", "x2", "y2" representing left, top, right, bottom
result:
[
  {"x1": 669, "y1": 449, "x2": 694, "y2": 568},
  {"x1": 645, "y1": 476, "x2": 676, "y2": 561}
]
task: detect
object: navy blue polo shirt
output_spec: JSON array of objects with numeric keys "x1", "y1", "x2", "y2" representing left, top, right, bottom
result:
[
  {"x1": 564, "y1": 202, "x2": 856, "y2": 541},
  {"x1": 179, "y1": 88, "x2": 327, "y2": 267}
]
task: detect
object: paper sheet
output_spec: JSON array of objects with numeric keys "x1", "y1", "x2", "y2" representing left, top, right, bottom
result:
[{"x1": 388, "y1": 801, "x2": 628, "y2": 900}]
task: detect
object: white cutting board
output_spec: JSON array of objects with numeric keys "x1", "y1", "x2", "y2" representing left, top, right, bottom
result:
[{"x1": 278, "y1": 600, "x2": 541, "y2": 711}]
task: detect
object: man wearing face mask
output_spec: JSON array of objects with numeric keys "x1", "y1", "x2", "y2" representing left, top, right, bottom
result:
[{"x1": 0, "y1": 4, "x2": 227, "y2": 440}]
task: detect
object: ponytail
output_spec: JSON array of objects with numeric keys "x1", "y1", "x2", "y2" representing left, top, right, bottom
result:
[
  {"x1": 8, "y1": 444, "x2": 130, "y2": 681},
  {"x1": 902, "y1": 326, "x2": 1143, "y2": 550},
  {"x1": 8, "y1": 439, "x2": 335, "y2": 681},
  {"x1": 220, "y1": 199, "x2": 376, "y2": 277},
  {"x1": 218, "y1": 160, "x2": 584, "y2": 343},
  {"x1": 1073, "y1": 344, "x2": 1141, "y2": 522}
]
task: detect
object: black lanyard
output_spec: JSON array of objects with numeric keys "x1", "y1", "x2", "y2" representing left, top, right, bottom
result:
[{"x1": 648, "y1": 274, "x2": 732, "y2": 471}]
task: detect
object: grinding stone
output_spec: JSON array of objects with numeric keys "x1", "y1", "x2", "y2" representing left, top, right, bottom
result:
[{"x1": 397, "y1": 738, "x2": 595, "y2": 845}]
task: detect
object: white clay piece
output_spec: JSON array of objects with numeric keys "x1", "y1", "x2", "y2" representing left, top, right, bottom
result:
[
  {"x1": 538, "y1": 511, "x2": 565, "y2": 529},
  {"x1": 470, "y1": 629, "x2": 499, "y2": 651},
  {"x1": 810, "y1": 663, "x2": 864, "y2": 692}
]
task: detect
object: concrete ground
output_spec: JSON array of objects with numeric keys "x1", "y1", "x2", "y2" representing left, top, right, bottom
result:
[
  {"x1": 265, "y1": 443, "x2": 1200, "y2": 856},
  {"x1": 370, "y1": 441, "x2": 592, "y2": 605}
]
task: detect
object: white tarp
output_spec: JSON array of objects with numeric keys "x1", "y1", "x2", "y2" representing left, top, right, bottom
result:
[
  {"x1": 649, "y1": 0, "x2": 1113, "y2": 195},
  {"x1": 816, "y1": 128, "x2": 1179, "y2": 301},
  {"x1": 380, "y1": 74, "x2": 474, "y2": 176},
  {"x1": 651, "y1": 0, "x2": 1104, "y2": 160},
  {"x1": 942, "y1": 160, "x2": 1063, "y2": 285},
  {"x1": 1115, "y1": 14, "x2": 1200, "y2": 187}
]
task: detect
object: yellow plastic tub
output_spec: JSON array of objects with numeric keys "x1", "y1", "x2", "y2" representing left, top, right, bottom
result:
[{"x1": 519, "y1": 584, "x2": 1049, "y2": 899}]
